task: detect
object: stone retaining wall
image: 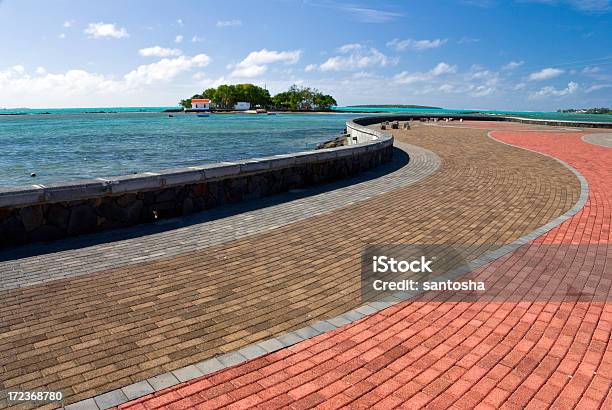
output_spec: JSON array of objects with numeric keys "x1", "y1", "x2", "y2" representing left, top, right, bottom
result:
[
  {"x1": 0, "y1": 123, "x2": 393, "y2": 248},
  {"x1": 348, "y1": 113, "x2": 612, "y2": 129}
]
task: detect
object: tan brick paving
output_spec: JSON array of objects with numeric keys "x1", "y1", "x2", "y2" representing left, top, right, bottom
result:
[
  {"x1": 0, "y1": 123, "x2": 582, "y2": 408},
  {"x1": 122, "y1": 125, "x2": 611, "y2": 410}
]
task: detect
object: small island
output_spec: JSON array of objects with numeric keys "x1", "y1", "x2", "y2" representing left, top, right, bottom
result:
[
  {"x1": 179, "y1": 84, "x2": 337, "y2": 112},
  {"x1": 346, "y1": 104, "x2": 443, "y2": 109},
  {"x1": 557, "y1": 107, "x2": 612, "y2": 114}
]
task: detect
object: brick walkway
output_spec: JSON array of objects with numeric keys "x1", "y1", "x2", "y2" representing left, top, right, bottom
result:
[
  {"x1": 0, "y1": 122, "x2": 599, "y2": 409},
  {"x1": 113, "y1": 125, "x2": 611, "y2": 409},
  {"x1": 0, "y1": 141, "x2": 439, "y2": 291}
]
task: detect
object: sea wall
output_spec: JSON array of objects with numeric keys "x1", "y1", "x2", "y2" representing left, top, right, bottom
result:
[
  {"x1": 0, "y1": 121, "x2": 393, "y2": 248},
  {"x1": 346, "y1": 113, "x2": 612, "y2": 129}
]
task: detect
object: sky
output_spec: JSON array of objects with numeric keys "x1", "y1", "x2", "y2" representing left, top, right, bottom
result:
[{"x1": 0, "y1": 0, "x2": 610, "y2": 110}]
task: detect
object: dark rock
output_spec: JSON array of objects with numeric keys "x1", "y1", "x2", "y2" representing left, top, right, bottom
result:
[
  {"x1": 31, "y1": 225, "x2": 64, "y2": 242},
  {"x1": 182, "y1": 197, "x2": 194, "y2": 215},
  {"x1": 227, "y1": 178, "x2": 247, "y2": 202},
  {"x1": 124, "y1": 200, "x2": 144, "y2": 223},
  {"x1": 0, "y1": 207, "x2": 13, "y2": 221},
  {"x1": 143, "y1": 191, "x2": 156, "y2": 205},
  {"x1": 151, "y1": 201, "x2": 176, "y2": 219},
  {"x1": 1, "y1": 217, "x2": 27, "y2": 245},
  {"x1": 98, "y1": 201, "x2": 125, "y2": 222},
  {"x1": 19, "y1": 206, "x2": 44, "y2": 232},
  {"x1": 192, "y1": 183, "x2": 206, "y2": 197},
  {"x1": 155, "y1": 189, "x2": 176, "y2": 203},
  {"x1": 116, "y1": 193, "x2": 137, "y2": 207},
  {"x1": 67, "y1": 205, "x2": 97, "y2": 235},
  {"x1": 46, "y1": 204, "x2": 70, "y2": 229},
  {"x1": 316, "y1": 135, "x2": 346, "y2": 149}
]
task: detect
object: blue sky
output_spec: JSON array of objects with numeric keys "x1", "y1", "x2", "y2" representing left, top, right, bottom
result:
[{"x1": 0, "y1": 0, "x2": 610, "y2": 110}]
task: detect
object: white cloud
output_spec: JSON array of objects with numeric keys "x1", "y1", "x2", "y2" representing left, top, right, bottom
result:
[
  {"x1": 342, "y1": 7, "x2": 403, "y2": 23},
  {"x1": 59, "y1": 33, "x2": 66, "y2": 39},
  {"x1": 84, "y1": 22, "x2": 129, "y2": 39},
  {"x1": 352, "y1": 71, "x2": 377, "y2": 79},
  {"x1": 174, "y1": 35, "x2": 184, "y2": 43},
  {"x1": 439, "y1": 84, "x2": 455, "y2": 93},
  {"x1": 471, "y1": 85, "x2": 495, "y2": 97},
  {"x1": 125, "y1": 54, "x2": 211, "y2": 85},
  {"x1": 63, "y1": 21, "x2": 72, "y2": 28},
  {"x1": 431, "y1": 62, "x2": 457, "y2": 76},
  {"x1": 0, "y1": 66, "x2": 128, "y2": 107},
  {"x1": 523, "y1": 0, "x2": 611, "y2": 12},
  {"x1": 138, "y1": 46, "x2": 183, "y2": 57},
  {"x1": 457, "y1": 36, "x2": 480, "y2": 44},
  {"x1": 191, "y1": 35, "x2": 205, "y2": 43},
  {"x1": 387, "y1": 38, "x2": 448, "y2": 51},
  {"x1": 177, "y1": 18, "x2": 184, "y2": 26},
  {"x1": 192, "y1": 72, "x2": 206, "y2": 80},
  {"x1": 11, "y1": 65, "x2": 25, "y2": 74},
  {"x1": 304, "y1": 64, "x2": 318, "y2": 72},
  {"x1": 1, "y1": 55, "x2": 213, "y2": 106},
  {"x1": 230, "y1": 49, "x2": 301, "y2": 77},
  {"x1": 0, "y1": 55, "x2": 213, "y2": 104},
  {"x1": 528, "y1": 67, "x2": 564, "y2": 81},
  {"x1": 394, "y1": 62, "x2": 457, "y2": 85},
  {"x1": 216, "y1": 19, "x2": 242, "y2": 27},
  {"x1": 530, "y1": 81, "x2": 578, "y2": 98},
  {"x1": 319, "y1": 44, "x2": 390, "y2": 71},
  {"x1": 502, "y1": 60, "x2": 524, "y2": 70},
  {"x1": 582, "y1": 66, "x2": 601, "y2": 74},
  {"x1": 585, "y1": 83, "x2": 612, "y2": 92}
]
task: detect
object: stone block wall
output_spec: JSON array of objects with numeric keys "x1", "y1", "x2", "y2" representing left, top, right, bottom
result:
[{"x1": 0, "y1": 125, "x2": 393, "y2": 248}]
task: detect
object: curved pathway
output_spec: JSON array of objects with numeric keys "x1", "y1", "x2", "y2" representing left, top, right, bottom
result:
[
  {"x1": 0, "y1": 142, "x2": 439, "y2": 291},
  {"x1": 0, "y1": 123, "x2": 586, "y2": 408},
  {"x1": 582, "y1": 133, "x2": 612, "y2": 148},
  {"x1": 114, "y1": 124, "x2": 611, "y2": 409}
]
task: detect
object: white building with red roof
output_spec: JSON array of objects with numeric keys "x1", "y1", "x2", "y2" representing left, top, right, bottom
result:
[{"x1": 190, "y1": 98, "x2": 210, "y2": 111}]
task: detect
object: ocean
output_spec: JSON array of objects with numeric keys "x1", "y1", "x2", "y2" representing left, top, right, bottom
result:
[
  {"x1": 331, "y1": 106, "x2": 612, "y2": 123},
  {"x1": 2, "y1": 106, "x2": 610, "y2": 188},
  {"x1": 0, "y1": 112, "x2": 356, "y2": 187}
]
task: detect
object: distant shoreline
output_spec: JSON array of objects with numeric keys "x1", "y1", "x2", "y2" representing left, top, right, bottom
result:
[{"x1": 0, "y1": 110, "x2": 371, "y2": 117}]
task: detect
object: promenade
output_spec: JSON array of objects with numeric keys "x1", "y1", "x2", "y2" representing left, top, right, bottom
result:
[{"x1": 0, "y1": 120, "x2": 610, "y2": 409}]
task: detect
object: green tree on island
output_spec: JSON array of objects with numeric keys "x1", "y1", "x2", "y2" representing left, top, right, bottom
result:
[{"x1": 180, "y1": 84, "x2": 336, "y2": 111}]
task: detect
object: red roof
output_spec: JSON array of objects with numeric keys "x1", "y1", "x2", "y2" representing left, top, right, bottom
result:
[{"x1": 192, "y1": 99, "x2": 210, "y2": 103}]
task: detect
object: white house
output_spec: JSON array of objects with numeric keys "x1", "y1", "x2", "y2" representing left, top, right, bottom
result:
[
  {"x1": 191, "y1": 98, "x2": 210, "y2": 111},
  {"x1": 234, "y1": 102, "x2": 251, "y2": 110}
]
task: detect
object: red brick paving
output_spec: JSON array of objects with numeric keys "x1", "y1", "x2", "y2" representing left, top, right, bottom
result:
[
  {"x1": 116, "y1": 128, "x2": 611, "y2": 409},
  {"x1": 3, "y1": 123, "x2": 583, "y2": 408}
]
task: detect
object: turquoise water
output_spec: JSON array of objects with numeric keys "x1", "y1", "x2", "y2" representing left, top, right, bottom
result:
[
  {"x1": 0, "y1": 112, "x2": 357, "y2": 188},
  {"x1": 332, "y1": 106, "x2": 612, "y2": 123},
  {"x1": 0, "y1": 106, "x2": 176, "y2": 115}
]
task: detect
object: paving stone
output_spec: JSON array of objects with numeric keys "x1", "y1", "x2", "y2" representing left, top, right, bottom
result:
[
  {"x1": 64, "y1": 398, "x2": 99, "y2": 410},
  {"x1": 276, "y1": 332, "x2": 305, "y2": 346},
  {"x1": 195, "y1": 358, "x2": 225, "y2": 375},
  {"x1": 121, "y1": 380, "x2": 155, "y2": 400},
  {"x1": 110, "y1": 122, "x2": 610, "y2": 410},
  {"x1": 93, "y1": 389, "x2": 128, "y2": 409},
  {"x1": 172, "y1": 365, "x2": 204, "y2": 382},
  {"x1": 217, "y1": 351, "x2": 248, "y2": 367},
  {"x1": 236, "y1": 344, "x2": 268, "y2": 360},
  {"x1": 0, "y1": 121, "x2": 597, "y2": 408},
  {"x1": 147, "y1": 372, "x2": 180, "y2": 391},
  {"x1": 257, "y1": 338, "x2": 286, "y2": 353},
  {"x1": 311, "y1": 320, "x2": 337, "y2": 333},
  {"x1": 295, "y1": 326, "x2": 322, "y2": 340}
]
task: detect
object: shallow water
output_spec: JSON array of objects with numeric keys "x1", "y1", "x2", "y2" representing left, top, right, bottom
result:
[
  {"x1": 332, "y1": 106, "x2": 612, "y2": 123},
  {"x1": 0, "y1": 112, "x2": 357, "y2": 187}
]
